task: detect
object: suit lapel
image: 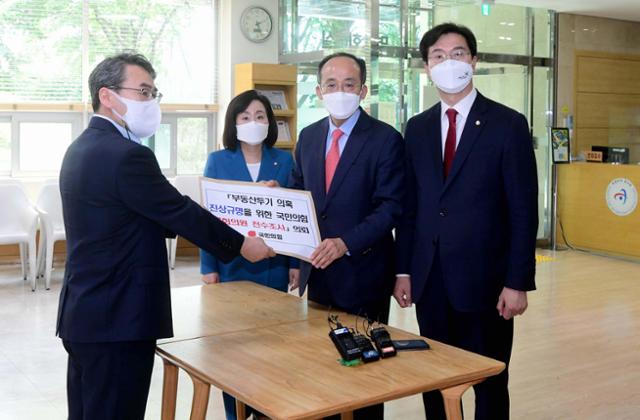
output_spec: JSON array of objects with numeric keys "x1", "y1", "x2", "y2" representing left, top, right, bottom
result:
[
  {"x1": 231, "y1": 148, "x2": 253, "y2": 182},
  {"x1": 423, "y1": 104, "x2": 444, "y2": 187},
  {"x1": 310, "y1": 119, "x2": 330, "y2": 209},
  {"x1": 324, "y1": 111, "x2": 370, "y2": 207},
  {"x1": 443, "y1": 92, "x2": 489, "y2": 192},
  {"x1": 257, "y1": 146, "x2": 279, "y2": 181}
]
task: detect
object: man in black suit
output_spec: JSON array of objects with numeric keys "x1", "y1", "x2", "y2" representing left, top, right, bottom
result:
[
  {"x1": 57, "y1": 53, "x2": 274, "y2": 420},
  {"x1": 291, "y1": 53, "x2": 404, "y2": 325},
  {"x1": 290, "y1": 53, "x2": 404, "y2": 420},
  {"x1": 394, "y1": 23, "x2": 538, "y2": 420}
]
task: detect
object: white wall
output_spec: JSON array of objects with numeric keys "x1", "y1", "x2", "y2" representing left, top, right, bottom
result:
[{"x1": 217, "y1": 0, "x2": 279, "y2": 143}]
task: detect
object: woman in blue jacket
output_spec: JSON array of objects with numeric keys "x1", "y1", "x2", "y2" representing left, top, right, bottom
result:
[{"x1": 200, "y1": 89, "x2": 299, "y2": 420}]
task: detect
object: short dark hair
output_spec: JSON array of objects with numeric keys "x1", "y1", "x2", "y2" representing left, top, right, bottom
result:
[
  {"x1": 317, "y1": 52, "x2": 367, "y2": 86},
  {"x1": 419, "y1": 23, "x2": 478, "y2": 63},
  {"x1": 222, "y1": 90, "x2": 278, "y2": 150},
  {"x1": 89, "y1": 52, "x2": 156, "y2": 112}
]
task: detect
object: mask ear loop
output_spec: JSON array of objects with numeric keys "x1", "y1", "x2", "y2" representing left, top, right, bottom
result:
[{"x1": 108, "y1": 89, "x2": 132, "y2": 141}]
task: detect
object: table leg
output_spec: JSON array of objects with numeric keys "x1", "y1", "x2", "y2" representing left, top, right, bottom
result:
[
  {"x1": 340, "y1": 411, "x2": 354, "y2": 420},
  {"x1": 161, "y1": 358, "x2": 179, "y2": 420},
  {"x1": 189, "y1": 374, "x2": 211, "y2": 420},
  {"x1": 440, "y1": 379, "x2": 484, "y2": 420},
  {"x1": 236, "y1": 400, "x2": 246, "y2": 419}
]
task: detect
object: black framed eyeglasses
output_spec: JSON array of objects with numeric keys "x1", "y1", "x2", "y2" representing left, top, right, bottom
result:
[{"x1": 110, "y1": 86, "x2": 163, "y2": 102}]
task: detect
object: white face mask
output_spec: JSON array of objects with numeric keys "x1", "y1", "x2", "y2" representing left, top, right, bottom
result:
[
  {"x1": 429, "y1": 59, "x2": 474, "y2": 94},
  {"x1": 321, "y1": 92, "x2": 361, "y2": 120},
  {"x1": 236, "y1": 121, "x2": 269, "y2": 146},
  {"x1": 111, "y1": 91, "x2": 162, "y2": 138}
]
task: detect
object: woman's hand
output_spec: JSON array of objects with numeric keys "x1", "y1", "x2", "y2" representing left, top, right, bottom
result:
[{"x1": 202, "y1": 272, "x2": 220, "y2": 284}]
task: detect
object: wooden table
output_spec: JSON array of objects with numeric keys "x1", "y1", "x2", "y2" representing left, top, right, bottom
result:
[
  {"x1": 161, "y1": 281, "x2": 329, "y2": 344},
  {"x1": 157, "y1": 282, "x2": 504, "y2": 420}
]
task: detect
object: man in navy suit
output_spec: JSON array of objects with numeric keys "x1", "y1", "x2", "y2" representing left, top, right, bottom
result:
[
  {"x1": 290, "y1": 52, "x2": 404, "y2": 420},
  {"x1": 394, "y1": 23, "x2": 538, "y2": 420},
  {"x1": 57, "y1": 53, "x2": 274, "y2": 420}
]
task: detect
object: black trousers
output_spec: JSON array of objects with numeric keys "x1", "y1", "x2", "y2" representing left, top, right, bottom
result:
[
  {"x1": 63, "y1": 339, "x2": 156, "y2": 420},
  {"x1": 416, "y1": 252, "x2": 513, "y2": 420}
]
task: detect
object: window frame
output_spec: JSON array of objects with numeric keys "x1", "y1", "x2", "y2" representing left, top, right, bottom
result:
[
  {"x1": 8, "y1": 112, "x2": 83, "y2": 178},
  {"x1": 0, "y1": 116, "x2": 11, "y2": 177}
]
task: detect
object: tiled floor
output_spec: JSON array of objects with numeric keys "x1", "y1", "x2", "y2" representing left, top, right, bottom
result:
[{"x1": 0, "y1": 249, "x2": 639, "y2": 419}]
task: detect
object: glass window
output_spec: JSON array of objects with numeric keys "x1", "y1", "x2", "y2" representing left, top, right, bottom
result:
[
  {"x1": 534, "y1": 8, "x2": 552, "y2": 58},
  {"x1": 407, "y1": 1, "x2": 433, "y2": 49},
  {"x1": 474, "y1": 63, "x2": 528, "y2": 115},
  {"x1": 0, "y1": 1, "x2": 218, "y2": 104},
  {"x1": 18, "y1": 122, "x2": 73, "y2": 172},
  {"x1": 375, "y1": 57, "x2": 403, "y2": 129},
  {"x1": 433, "y1": 4, "x2": 529, "y2": 56},
  {"x1": 0, "y1": 1, "x2": 218, "y2": 177},
  {"x1": 0, "y1": 121, "x2": 10, "y2": 174},
  {"x1": 87, "y1": 0, "x2": 217, "y2": 104},
  {"x1": 177, "y1": 117, "x2": 208, "y2": 175},
  {"x1": 0, "y1": 1, "x2": 83, "y2": 102},
  {"x1": 288, "y1": 0, "x2": 370, "y2": 53},
  {"x1": 380, "y1": 3, "x2": 401, "y2": 48},
  {"x1": 141, "y1": 123, "x2": 171, "y2": 170},
  {"x1": 532, "y1": 66, "x2": 553, "y2": 239}
]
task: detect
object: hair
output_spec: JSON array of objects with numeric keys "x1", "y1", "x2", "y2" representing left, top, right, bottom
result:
[
  {"x1": 222, "y1": 90, "x2": 278, "y2": 150},
  {"x1": 89, "y1": 52, "x2": 156, "y2": 112},
  {"x1": 317, "y1": 52, "x2": 367, "y2": 86},
  {"x1": 419, "y1": 22, "x2": 478, "y2": 63}
]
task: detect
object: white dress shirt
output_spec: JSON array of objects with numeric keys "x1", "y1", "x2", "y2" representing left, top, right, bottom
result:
[{"x1": 439, "y1": 88, "x2": 477, "y2": 159}]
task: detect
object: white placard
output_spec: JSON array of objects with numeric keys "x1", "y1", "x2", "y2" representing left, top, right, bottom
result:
[{"x1": 200, "y1": 177, "x2": 321, "y2": 262}]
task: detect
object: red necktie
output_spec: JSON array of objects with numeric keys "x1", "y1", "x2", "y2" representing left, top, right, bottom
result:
[
  {"x1": 444, "y1": 108, "x2": 458, "y2": 178},
  {"x1": 325, "y1": 128, "x2": 343, "y2": 192}
]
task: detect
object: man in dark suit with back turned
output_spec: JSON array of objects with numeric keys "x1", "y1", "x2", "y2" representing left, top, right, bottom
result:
[
  {"x1": 57, "y1": 53, "x2": 274, "y2": 420},
  {"x1": 290, "y1": 52, "x2": 404, "y2": 420},
  {"x1": 394, "y1": 23, "x2": 538, "y2": 420}
]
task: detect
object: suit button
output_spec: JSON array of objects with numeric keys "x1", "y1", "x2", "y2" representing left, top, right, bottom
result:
[
  {"x1": 321, "y1": 214, "x2": 327, "y2": 220},
  {"x1": 439, "y1": 209, "x2": 447, "y2": 217}
]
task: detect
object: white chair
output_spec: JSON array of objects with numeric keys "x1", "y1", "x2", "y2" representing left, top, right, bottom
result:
[
  {"x1": 35, "y1": 182, "x2": 66, "y2": 290},
  {"x1": 0, "y1": 184, "x2": 39, "y2": 291},
  {"x1": 168, "y1": 175, "x2": 201, "y2": 269}
]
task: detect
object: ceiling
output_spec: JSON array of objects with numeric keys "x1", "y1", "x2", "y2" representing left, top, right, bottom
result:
[{"x1": 496, "y1": 0, "x2": 640, "y2": 22}]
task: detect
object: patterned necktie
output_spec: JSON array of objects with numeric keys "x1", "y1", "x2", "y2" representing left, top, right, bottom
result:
[
  {"x1": 325, "y1": 128, "x2": 344, "y2": 192},
  {"x1": 444, "y1": 108, "x2": 458, "y2": 178}
]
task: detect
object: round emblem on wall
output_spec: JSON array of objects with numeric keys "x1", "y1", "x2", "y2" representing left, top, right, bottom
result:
[{"x1": 605, "y1": 178, "x2": 638, "y2": 216}]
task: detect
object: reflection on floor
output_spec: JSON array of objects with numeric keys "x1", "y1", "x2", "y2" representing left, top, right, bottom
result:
[{"x1": 0, "y1": 249, "x2": 638, "y2": 419}]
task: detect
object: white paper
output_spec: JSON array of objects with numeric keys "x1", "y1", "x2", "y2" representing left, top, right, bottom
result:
[{"x1": 200, "y1": 177, "x2": 321, "y2": 262}]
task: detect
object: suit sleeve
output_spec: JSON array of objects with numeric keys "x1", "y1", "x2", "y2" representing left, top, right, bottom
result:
[
  {"x1": 289, "y1": 130, "x2": 305, "y2": 191},
  {"x1": 341, "y1": 129, "x2": 405, "y2": 254},
  {"x1": 394, "y1": 120, "x2": 417, "y2": 274},
  {"x1": 502, "y1": 113, "x2": 538, "y2": 291},
  {"x1": 116, "y1": 146, "x2": 244, "y2": 263},
  {"x1": 200, "y1": 153, "x2": 220, "y2": 274}
]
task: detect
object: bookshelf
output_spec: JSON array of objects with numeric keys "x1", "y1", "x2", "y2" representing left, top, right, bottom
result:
[{"x1": 235, "y1": 63, "x2": 298, "y2": 149}]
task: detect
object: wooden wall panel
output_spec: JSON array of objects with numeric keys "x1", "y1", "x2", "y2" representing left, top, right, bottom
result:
[
  {"x1": 576, "y1": 55, "x2": 640, "y2": 95},
  {"x1": 573, "y1": 51, "x2": 640, "y2": 166},
  {"x1": 575, "y1": 92, "x2": 640, "y2": 128}
]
